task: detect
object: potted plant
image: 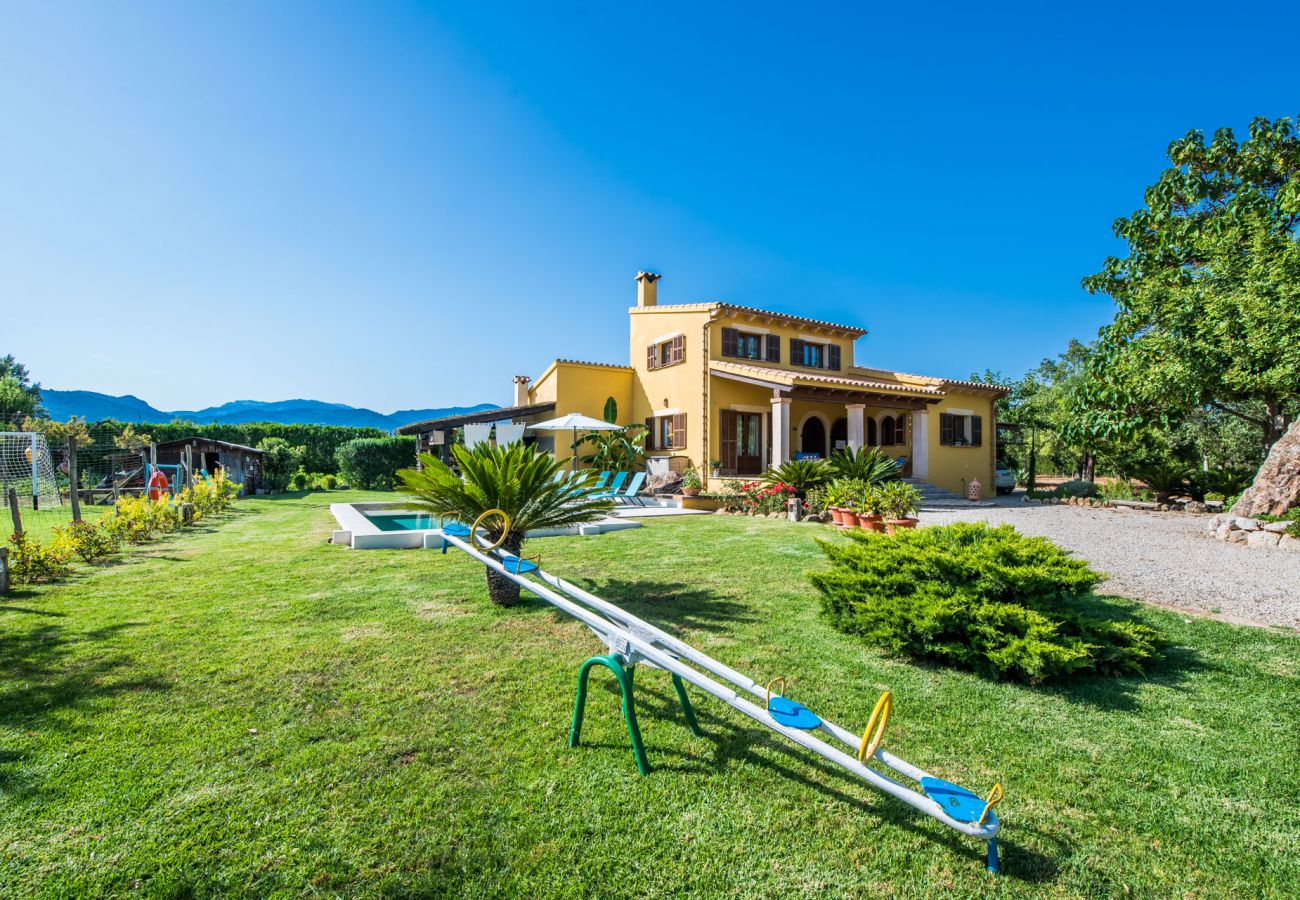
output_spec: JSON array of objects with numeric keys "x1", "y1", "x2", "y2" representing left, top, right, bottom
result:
[
  {"x1": 709, "y1": 458, "x2": 722, "y2": 478},
  {"x1": 680, "y1": 464, "x2": 702, "y2": 497},
  {"x1": 857, "y1": 483, "x2": 885, "y2": 532},
  {"x1": 824, "y1": 480, "x2": 848, "y2": 525},
  {"x1": 879, "y1": 481, "x2": 922, "y2": 533}
]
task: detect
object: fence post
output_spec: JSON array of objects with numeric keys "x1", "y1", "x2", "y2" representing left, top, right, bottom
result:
[
  {"x1": 31, "y1": 432, "x2": 39, "y2": 511},
  {"x1": 68, "y1": 440, "x2": 82, "y2": 523},
  {"x1": 0, "y1": 546, "x2": 9, "y2": 595},
  {"x1": 7, "y1": 487, "x2": 22, "y2": 538}
]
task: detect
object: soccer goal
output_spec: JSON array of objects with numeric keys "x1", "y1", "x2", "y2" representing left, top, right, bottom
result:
[{"x1": 0, "y1": 432, "x2": 64, "y2": 511}]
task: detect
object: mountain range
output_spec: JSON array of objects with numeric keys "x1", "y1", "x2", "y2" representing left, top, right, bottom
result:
[{"x1": 40, "y1": 390, "x2": 497, "y2": 431}]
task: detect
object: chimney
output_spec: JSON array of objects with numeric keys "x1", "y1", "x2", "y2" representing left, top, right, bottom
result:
[
  {"x1": 512, "y1": 375, "x2": 531, "y2": 407},
  {"x1": 636, "y1": 271, "x2": 661, "y2": 307}
]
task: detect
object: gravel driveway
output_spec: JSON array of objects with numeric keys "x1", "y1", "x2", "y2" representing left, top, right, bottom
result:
[{"x1": 919, "y1": 500, "x2": 1300, "y2": 630}]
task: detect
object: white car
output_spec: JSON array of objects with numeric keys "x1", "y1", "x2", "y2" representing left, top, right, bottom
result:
[{"x1": 994, "y1": 466, "x2": 1017, "y2": 495}]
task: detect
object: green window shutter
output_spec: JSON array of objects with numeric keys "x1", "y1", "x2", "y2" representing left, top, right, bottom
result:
[
  {"x1": 828, "y1": 345, "x2": 841, "y2": 371},
  {"x1": 790, "y1": 338, "x2": 804, "y2": 366},
  {"x1": 971, "y1": 415, "x2": 982, "y2": 447},
  {"x1": 765, "y1": 334, "x2": 780, "y2": 363},
  {"x1": 939, "y1": 414, "x2": 954, "y2": 445},
  {"x1": 644, "y1": 417, "x2": 656, "y2": 450}
]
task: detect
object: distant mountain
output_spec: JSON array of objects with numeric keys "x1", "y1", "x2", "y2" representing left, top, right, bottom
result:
[{"x1": 40, "y1": 390, "x2": 497, "y2": 431}]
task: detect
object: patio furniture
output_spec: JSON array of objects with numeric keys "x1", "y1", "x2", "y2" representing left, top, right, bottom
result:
[
  {"x1": 610, "y1": 471, "x2": 647, "y2": 505},
  {"x1": 591, "y1": 471, "x2": 628, "y2": 499}
]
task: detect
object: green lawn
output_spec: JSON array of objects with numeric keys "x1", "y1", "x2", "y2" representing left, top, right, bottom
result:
[{"x1": 2, "y1": 492, "x2": 1298, "y2": 897}]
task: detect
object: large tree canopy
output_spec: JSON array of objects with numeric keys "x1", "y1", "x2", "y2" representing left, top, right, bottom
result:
[
  {"x1": 0, "y1": 354, "x2": 45, "y2": 424},
  {"x1": 1082, "y1": 116, "x2": 1300, "y2": 450}
]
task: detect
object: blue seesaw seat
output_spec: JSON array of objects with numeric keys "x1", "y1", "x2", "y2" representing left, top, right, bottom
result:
[
  {"x1": 920, "y1": 777, "x2": 999, "y2": 825},
  {"x1": 768, "y1": 695, "x2": 822, "y2": 730}
]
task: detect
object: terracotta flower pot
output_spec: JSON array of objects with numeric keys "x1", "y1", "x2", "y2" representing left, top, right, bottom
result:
[
  {"x1": 829, "y1": 506, "x2": 846, "y2": 525},
  {"x1": 862, "y1": 513, "x2": 886, "y2": 532},
  {"x1": 884, "y1": 517, "x2": 919, "y2": 534},
  {"x1": 841, "y1": 509, "x2": 861, "y2": 528},
  {"x1": 682, "y1": 487, "x2": 701, "y2": 497}
]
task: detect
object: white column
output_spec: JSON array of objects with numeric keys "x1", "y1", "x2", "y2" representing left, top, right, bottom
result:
[
  {"x1": 912, "y1": 410, "x2": 929, "y2": 479},
  {"x1": 770, "y1": 396, "x2": 791, "y2": 466},
  {"x1": 846, "y1": 404, "x2": 865, "y2": 451}
]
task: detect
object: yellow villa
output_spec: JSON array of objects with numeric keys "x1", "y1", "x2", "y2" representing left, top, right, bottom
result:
[{"x1": 400, "y1": 272, "x2": 1006, "y2": 496}]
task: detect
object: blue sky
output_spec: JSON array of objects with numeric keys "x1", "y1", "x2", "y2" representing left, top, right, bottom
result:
[{"x1": 3, "y1": 2, "x2": 1296, "y2": 413}]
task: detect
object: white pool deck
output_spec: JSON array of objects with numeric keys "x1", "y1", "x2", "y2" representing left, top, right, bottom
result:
[{"x1": 330, "y1": 500, "x2": 707, "y2": 549}]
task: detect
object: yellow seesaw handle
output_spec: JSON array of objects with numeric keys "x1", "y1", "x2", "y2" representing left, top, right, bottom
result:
[
  {"x1": 857, "y1": 690, "x2": 893, "y2": 762},
  {"x1": 978, "y1": 783, "x2": 1003, "y2": 826},
  {"x1": 765, "y1": 677, "x2": 786, "y2": 707},
  {"x1": 469, "y1": 508, "x2": 512, "y2": 553}
]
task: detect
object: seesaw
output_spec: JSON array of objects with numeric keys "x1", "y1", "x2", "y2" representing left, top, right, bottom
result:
[{"x1": 436, "y1": 509, "x2": 1004, "y2": 872}]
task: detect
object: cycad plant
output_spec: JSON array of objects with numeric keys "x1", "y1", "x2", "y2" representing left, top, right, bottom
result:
[
  {"x1": 763, "y1": 458, "x2": 831, "y2": 498},
  {"x1": 828, "y1": 446, "x2": 901, "y2": 484},
  {"x1": 398, "y1": 443, "x2": 614, "y2": 606}
]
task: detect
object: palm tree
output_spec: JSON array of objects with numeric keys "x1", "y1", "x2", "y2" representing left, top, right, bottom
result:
[
  {"x1": 762, "y1": 458, "x2": 832, "y2": 498},
  {"x1": 397, "y1": 443, "x2": 614, "y2": 606},
  {"x1": 828, "y1": 446, "x2": 901, "y2": 484}
]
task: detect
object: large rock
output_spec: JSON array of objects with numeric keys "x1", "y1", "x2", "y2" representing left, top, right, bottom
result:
[
  {"x1": 1246, "y1": 530, "x2": 1282, "y2": 549},
  {"x1": 647, "y1": 473, "x2": 683, "y2": 495},
  {"x1": 1263, "y1": 521, "x2": 1290, "y2": 534},
  {"x1": 1231, "y1": 420, "x2": 1300, "y2": 517},
  {"x1": 1279, "y1": 534, "x2": 1300, "y2": 552}
]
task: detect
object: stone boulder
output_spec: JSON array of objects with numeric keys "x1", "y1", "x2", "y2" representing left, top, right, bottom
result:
[
  {"x1": 1231, "y1": 419, "x2": 1300, "y2": 517},
  {"x1": 1246, "y1": 530, "x2": 1282, "y2": 549},
  {"x1": 646, "y1": 473, "x2": 683, "y2": 495}
]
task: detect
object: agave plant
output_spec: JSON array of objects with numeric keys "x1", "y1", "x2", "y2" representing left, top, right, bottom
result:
[
  {"x1": 398, "y1": 443, "x2": 613, "y2": 606},
  {"x1": 762, "y1": 458, "x2": 831, "y2": 498},
  {"x1": 828, "y1": 446, "x2": 901, "y2": 485}
]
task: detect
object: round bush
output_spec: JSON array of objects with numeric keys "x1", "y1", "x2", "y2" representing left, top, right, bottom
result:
[{"x1": 335, "y1": 436, "x2": 417, "y2": 490}]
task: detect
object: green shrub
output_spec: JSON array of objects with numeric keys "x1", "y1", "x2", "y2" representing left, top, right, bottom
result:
[
  {"x1": 7, "y1": 533, "x2": 73, "y2": 584},
  {"x1": 287, "y1": 468, "x2": 311, "y2": 492},
  {"x1": 51, "y1": 520, "x2": 120, "y2": 564},
  {"x1": 335, "y1": 436, "x2": 417, "y2": 490},
  {"x1": 1058, "y1": 479, "x2": 1098, "y2": 498},
  {"x1": 258, "y1": 437, "x2": 307, "y2": 492},
  {"x1": 809, "y1": 523, "x2": 1160, "y2": 683},
  {"x1": 322, "y1": 473, "x2": 338, "y2": 490}
]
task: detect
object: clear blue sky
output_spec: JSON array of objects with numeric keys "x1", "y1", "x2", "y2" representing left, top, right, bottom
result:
[{"x1": 3, "y1": 2, "x2": 1296, "y2": 413}]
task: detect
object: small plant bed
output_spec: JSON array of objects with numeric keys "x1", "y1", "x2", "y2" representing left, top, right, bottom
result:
[{"x1": 810, "y1": 523, "x2": 1162, "y2": 683}]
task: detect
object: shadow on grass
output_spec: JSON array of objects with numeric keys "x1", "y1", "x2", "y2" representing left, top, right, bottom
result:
[
  {"x1": 0, "y1": 619, "x2": 171, "y2": 798},
  {"x1": 578, "y1": 674, "x2": 1059, "y2": 884},
  {"x1": 573, "y1": 578, "x2": 757, "y2": 635}
]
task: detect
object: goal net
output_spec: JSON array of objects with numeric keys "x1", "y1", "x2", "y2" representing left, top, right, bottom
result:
[{"x1": 0, "y1": 432, "x2": 64, "y2": 511}]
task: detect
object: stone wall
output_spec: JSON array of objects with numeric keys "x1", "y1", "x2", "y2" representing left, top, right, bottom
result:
[{"x1": 1206, "y1": 514, "x2": 1300, "y2": 551}]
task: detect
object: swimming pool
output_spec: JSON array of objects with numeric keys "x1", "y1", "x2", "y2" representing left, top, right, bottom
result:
[
  {"x1": 329, "y1": 502, "x2": 643, "y2": 549},
  {"x1": 363, "y1": 511, "x2": 437, "y2": 532}
]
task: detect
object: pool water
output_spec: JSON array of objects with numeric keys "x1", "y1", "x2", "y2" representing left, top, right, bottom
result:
[{"x1": 364, "y1": 512, "x2": 436, "y2": 532}]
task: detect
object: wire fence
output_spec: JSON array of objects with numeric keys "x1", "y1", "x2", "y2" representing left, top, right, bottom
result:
[{"x1": 2, "y1": 431, "x2": 198, "y2": 543}]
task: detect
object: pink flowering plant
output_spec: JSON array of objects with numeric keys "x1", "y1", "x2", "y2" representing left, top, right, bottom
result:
[{"x1": 739, "y1": 480, "x2": 796, "y2": 515}]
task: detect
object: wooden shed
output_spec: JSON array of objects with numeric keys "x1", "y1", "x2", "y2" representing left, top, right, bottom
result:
[{"x1": 154, "y1": 438, "x2": 265, "y2": 495}]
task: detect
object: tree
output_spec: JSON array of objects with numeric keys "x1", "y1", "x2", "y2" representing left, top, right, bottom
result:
[
  {"x1": 1082, "y1": 116, "x2": 1300, "y2": 453},
  {"x1": 398, "y1": 443, "x2": 613, "y2": 606},
  {"x1": 257, "y1": 437, "x2": 306, "y2": 491},
  {"x1": 0, "y1": 354, "x2": 44, "y2": 424},
  {"x1": 334, "y1": 436, "x2": 416, "y2": 490},
  {"x1": 579, "y1": 427, "x2": 646, "y2": 472}
]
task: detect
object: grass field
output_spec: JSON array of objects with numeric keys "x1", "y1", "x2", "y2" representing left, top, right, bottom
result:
[
  {"x1": 6, "y1": 500, "x2": 110, "y2": 544},
  {"x1": 2, "y1": 491, "x2": 1298, "y2": 897}
]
